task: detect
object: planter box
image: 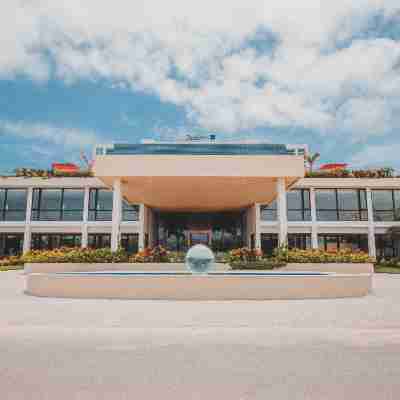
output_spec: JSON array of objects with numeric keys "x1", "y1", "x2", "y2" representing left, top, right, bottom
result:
[
  {"x1": 24, "y1": 262, "x2": 229, "y2": 274},
  {"x1": 25, "y1": 272, "x2": 372, "y2": 300}
]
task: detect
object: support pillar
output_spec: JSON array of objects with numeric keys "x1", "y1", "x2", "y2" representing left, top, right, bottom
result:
[
  {"x1": 366, "y1": 188, "x2": 376, "y2": 258},
  {"x1": 111, "y1": 179, "x2": 122, "y2": 252},
  {"x1": 138, "y1": 204, "x2": 146, "y2": 250},
  {"x1": 81, "y1": 187, "x2": 90, "y2": 248},
  {"x1": 310, "y1": 188, "x2": 318, "y2": 249},
  {"x1": 277, "y1": 178, "x2": 288, "y2": 246},
  {"x1": 23, "y1": 187, "x2": 33, "y2": 254},
  {"x1": 255, "y1": 203, "x2": 261, "y2": 249}
]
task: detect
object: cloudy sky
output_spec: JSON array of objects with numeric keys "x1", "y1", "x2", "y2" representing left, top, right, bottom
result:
[{"x1": 1, "y1": 1, "x2": 400, "y2": 172}]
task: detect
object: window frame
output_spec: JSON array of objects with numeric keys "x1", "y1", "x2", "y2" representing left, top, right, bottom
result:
[
  {"x1": 0, "y1": 188, "x2": 27, "y2": 221},
  {"x1": 31, "y1": 188, "x2": 84, "y2": 221},
  {"x1": 318, "y1": 234, "x2": 368, "y2": 252},
  {"x1": 372, "y1": 190, "x2": 400, "y2": 221},
  {"x1": 287, "y1": 189, "x2": 311, "y2": 221},
  {"x1": 287, "y1": 233, "x2": 311, "y2": 250},
  {"x1": 316, "y1": 189, "x2": 368, "y2": 221},
  {"x1": 88, "y1": 189, "x2": 113, "y2": 221},
  {"x1": 31, "y1": 233, "x2": 82, "y2": 250}
]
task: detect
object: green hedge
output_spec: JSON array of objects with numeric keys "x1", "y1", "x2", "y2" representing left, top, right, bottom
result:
[
  {"x1": 275, "y1": 248, "x2": 374, "y2": 264},
  {"x1": 230, "y1": 259, "x2": 286, "y2": 270},
  {"x1": 23, "y1": 247, "x2": 129, "y2": 263}
]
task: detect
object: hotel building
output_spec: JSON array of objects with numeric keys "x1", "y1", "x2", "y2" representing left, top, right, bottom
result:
[{"x1": 1, "y1": 140, "x2": 400, "y2": 259}]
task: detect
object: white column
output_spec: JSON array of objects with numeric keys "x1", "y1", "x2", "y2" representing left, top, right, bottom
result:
[
  {"x1": 310, "y1": 188, "x2": 318, "y2": 249},
  {"x1": 111, "y1": 179, "x2": 122, "y2": 252},
  {"x1": 366, "y1": 188, "x2": 376, "y2": 258},
  {"x1": 81, "y1": 187, "x2": 90, "y2": 248},
  {"x1": 138, "y1": 204, "x2": 146, "y2": 250},
  {"x1": 255, "y1": 203, "x2": 261, "y2": 249},
  {"x1": 277, "y1": 178, "x2": 288, "y2": 246},
  {"x1": 23, "y1": 187, "x2": 33, "y2": 254}
]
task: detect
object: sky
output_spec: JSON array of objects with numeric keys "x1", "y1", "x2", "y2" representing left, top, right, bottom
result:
[{"x1": 0, "y1": 0, "x2": 400, "y2": 172}]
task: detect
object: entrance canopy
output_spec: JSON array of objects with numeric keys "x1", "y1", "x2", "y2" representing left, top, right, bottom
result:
[{"x1": 94, "y1": 144, "x2": 305, "y2": 211}]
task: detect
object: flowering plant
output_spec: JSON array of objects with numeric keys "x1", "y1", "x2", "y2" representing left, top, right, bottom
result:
[
  {"x1": 0, "y1": 256, "x2": 24, "y2": 270},
  {"x1": 130, "y1": 245, "x2": 170, "y2": 263},
  {"x1": 23, "y1": 247, "x2": 128, "y2": 263},
  {"x1": 274, "y1": 247, "x2": 374, "y2": 264},
  {"x1": 227, "y1": 247, "x2": 263, "y2": 263}
]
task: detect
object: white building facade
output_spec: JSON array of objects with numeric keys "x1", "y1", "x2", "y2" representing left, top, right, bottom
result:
[{"x1": 1, "y1": 142, "x2": 400, "y2": 259}]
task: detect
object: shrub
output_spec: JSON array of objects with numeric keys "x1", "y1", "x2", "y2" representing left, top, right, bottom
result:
[
  {"x1": 22, "y1": 247, "x2": 129, "y2": 263},
  {"x1": 306, "y1": 167, "x2": 395, "y2": 179},
  {"x1": 0, "y1": 256, "x2": 24, "y2": 270},
  {"x1": 376, "y1": 257, "x2": 400, "y2": 269},
  {"x1": 226, "y1": 247, "x2": 263, "y2": 264},
  {"x1": 274, "y1": 247, "x2": 374, "y2": 264},
  {"x1": 130, "y1": 245, "x2": 170, "y2": 263},
  {"x1": 230, "y1": 258, "x2": 286, "y2": 270}
]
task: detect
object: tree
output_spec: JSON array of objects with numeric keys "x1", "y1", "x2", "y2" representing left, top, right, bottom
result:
[{"x1": 305, "y1": 152, "x2": 320, "y2": 172}]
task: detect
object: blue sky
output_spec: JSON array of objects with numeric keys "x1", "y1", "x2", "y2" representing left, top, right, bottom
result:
[{"x1": 1, "y1": 1, "x2": 400, "y2": 172}]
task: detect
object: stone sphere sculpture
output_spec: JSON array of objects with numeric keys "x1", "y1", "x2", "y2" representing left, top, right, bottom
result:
[{"x1": 185, "y1": 244, "x2": 215, "y2": 274}]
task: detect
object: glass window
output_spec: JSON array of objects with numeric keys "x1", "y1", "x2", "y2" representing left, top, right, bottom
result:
[
  {"x1": 261, "y1": 233, "x2": 278, "y2": 256},
  {"x1": 89, "y1": 189, "x2": 113, "y2": 221},
  {"x1": 375, "y1": 234, "x2": 400, "y2": 259},
  {"x1": 316, "y1": 189, "x2": 367, "y2": 221},
  {"x1": 288, "y1": 233, "x2": 311, "y2": 250},
  {"x1": 120, "y1": 233, "x2": 139, "y2": 253},
  {"x1": 122, "y1": 201, "x2": 139, "y2": 221},
  {"x1": 31, "y1": 234, "x2": 81, "y2": 250},
  {"x1": 32, "y1": 189, "x2": 84, "y2": 221},
  {"x1": 62, "y1": 190, "x2": 84, "y2": 221},
  {"x1": 316, "y1": 190, "x2": 337, "y2": 221},
  {"x1": 0, "y1": 189, "x2": 27, "y2": 221},
  {"x1": 88, "y1": 233, "x2": 111, "y2": 249},
  {"x1": 260, "y1": 200, "x2": 277, "y2": 221},
  {"x1": 0, "y1": 233, "x2": 24, "y2": 256},
  {"x1": 318, "y1": 234, "x2": 368, "y2": 252},
  {"x1": 287, "y1": 189, "x2": 311, "y2": 221},
  {"x1": 373, "y1": 190, "x2": 400, "y2": 221},
  {"x1": 337, "y1": 190, "x2": 368, "y2": 221}
]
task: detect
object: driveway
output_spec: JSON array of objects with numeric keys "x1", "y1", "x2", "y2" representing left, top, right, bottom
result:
[{"x1": 1, "y1": 271, "x2": 400, "y2": 399}]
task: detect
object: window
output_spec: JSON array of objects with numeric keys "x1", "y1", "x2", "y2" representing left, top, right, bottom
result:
[
  {"x1": 316, "y1": 189, "x2": 367, "y2": 221},
  {"x1": 32, "y1": 189, "x2": 84, "y2": 221},
  {"x1": 288, "y1": 233, "x2": 311, "y2": 250},
  {"x1": 88, "y1": 189, "x2": 113, "y2": 221},
  {"x1": 373, "y1": 190, "x2": 400, "y2": 221},
  {"x1": 375, "y1": 234, "x2": 400, "y2": 259},
  {"x1": 0, "y1": 189, "x2": 27, "y2": 221},
  {"x1": 261, "y1": 190, "x2": 311, "y2": 221},
  {"x1": 122, "y1": 201, "x2": 139, "y2": 221},
  {"x1": 287, "y1": 189, "x2": 311, "y2": 221},
  {"x1": 88, "y1": 233, "x2": 111, "y2": 249},
  {"x1": 318, "y1": 234, "x2": 368, "y2": 252},
  {"x1": 261, "y1": 233, "x2": 278, "y2": 256},
  {"x1": 31, "y1": 234, "x2": 81, "y2": 250},
  {"x1": 120, "y1": 233, "x2": 139, "y2": 253},
  {"x1": 0, "y1": 233, "x2": 24, "y2": 256},
  {"x1": 260, "y1": 200, "x2": 277, "y2": 221}
]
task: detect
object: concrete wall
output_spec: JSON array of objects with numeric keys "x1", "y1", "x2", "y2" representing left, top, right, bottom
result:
[
  {"x1": 280, "y1": 263, "x2": 373, "y2": 274},
  {"x1": 24, "y1": 262, "x2": 229, "y2": 274},
  {"x1": 25, "y1": 272, "x2": 372, "y2": 300}
]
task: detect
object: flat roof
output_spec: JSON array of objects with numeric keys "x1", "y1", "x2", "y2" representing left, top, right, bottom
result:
[{"x1": 96, "y1": 143, "x2": 304, "y2": 156}]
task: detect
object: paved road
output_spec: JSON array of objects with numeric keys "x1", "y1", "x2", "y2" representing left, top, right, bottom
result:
[{"x1": 1, "y1": 271, "x2": 400, "y2": 399}]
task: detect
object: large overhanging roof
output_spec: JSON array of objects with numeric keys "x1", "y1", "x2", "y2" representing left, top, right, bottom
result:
[{"x1": 94, "y1": 151, "x2": 305, "y2": 211}]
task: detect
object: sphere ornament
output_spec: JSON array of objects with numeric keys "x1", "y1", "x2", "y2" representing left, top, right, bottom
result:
[{"x1": 185, "y1": 244, "x2": 215, "y2": 274}]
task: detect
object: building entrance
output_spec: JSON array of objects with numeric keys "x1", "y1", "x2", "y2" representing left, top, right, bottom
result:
[{"x1": 154, "y1": 211, "x2": 245, "y2": 252}]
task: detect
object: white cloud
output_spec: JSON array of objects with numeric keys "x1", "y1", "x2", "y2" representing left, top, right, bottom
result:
[
  {"x1": 2, "y1": 0, "x2": 400, "y2": 137},
  {"x1": 351, "y1": 143, "x2": 400, "y2": 169},
  {"x1": 0, "y1": 120, "x2": 100, "y2": 148}
]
